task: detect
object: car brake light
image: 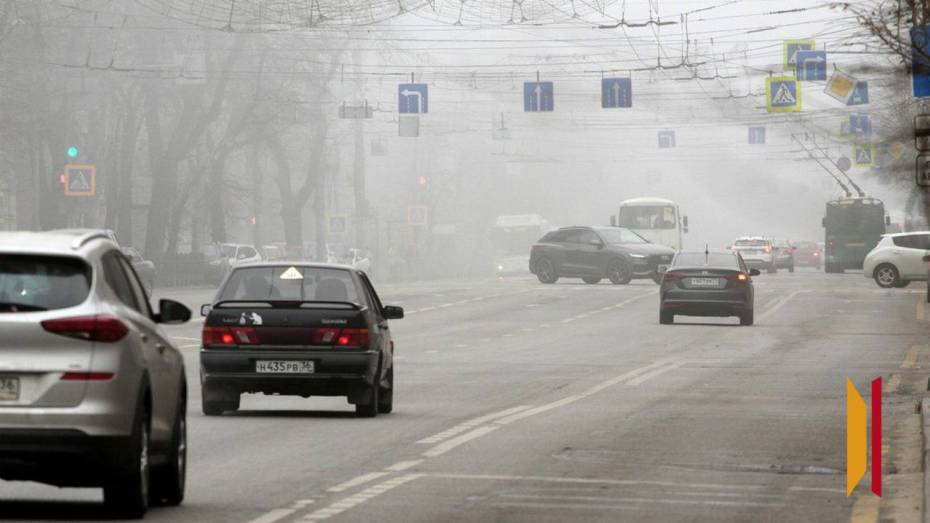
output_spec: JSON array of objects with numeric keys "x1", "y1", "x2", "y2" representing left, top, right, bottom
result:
[
  {"x1": 662, "y1": 272, "x2": 686, "y2": 281},
  {"x1": 41, "y1": 315, "x2": 128, "y2": 343},
  {"x1": 725, "y1": 272, "x2": 750, "y2": 283},
  {"x1": 813, "y1": 252, "x2": 820, "y2": 256},
  {"x1": 61, "y1": 372, "x2": 114, "y2": 381},
  {"x1": 313, "y1": 327, "x2": 369, "y2": 348},
  {"x1": 202, "y1": 326, "x2": 257, "y2": 346},
  {"x1": 763, "y1": 246, "x2": 772, "y2": 253}
]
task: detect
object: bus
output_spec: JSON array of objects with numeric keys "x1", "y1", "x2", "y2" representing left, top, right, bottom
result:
[
  {"x1": 614, "y1": 197, "x2": 688, "y2": 250},
  {"x1": 822, "y1": 196, "x2": 889, "y2": 273},
  {"x1": 490, "y1": 214, "x2": 551, "y2": 276}
]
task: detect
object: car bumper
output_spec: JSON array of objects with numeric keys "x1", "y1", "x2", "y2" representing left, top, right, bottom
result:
[
  {"x1": 201, "y1": 349, "x2": 380, "y2": 397},
  {"x1": 661, "y1": 288, "x2": 751, "y2": 317},
  {"x1": 0, "y1": 429, "x2": 130, "y2": 487}
]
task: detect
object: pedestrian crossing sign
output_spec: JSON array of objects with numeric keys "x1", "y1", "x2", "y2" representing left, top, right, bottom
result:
[
  {"x1": 784, "y1": 39, "x2": 815, "y2": 68},
  {"x1": 766, "y1": 77, "x2": 802, "y2": 113},
  {"x1": 64, "y1": 164, "x2": 96, "y2": 197},
  {"x1": 853, "y1": 144, "x2": 875, "y2": 167}
]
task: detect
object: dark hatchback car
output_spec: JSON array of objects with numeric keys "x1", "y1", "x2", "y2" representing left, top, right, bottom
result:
[
  {"x1": 529, "y1": 226, "x2": 675, "y2": 285},
  {"x1": 659, "y1": 250, "x2": 760, "y2": 326},
  {"x1": 199, "y1": 263, "x2": 402, "y2": 417},
  {"x1": 793, "y1": 241, "x2": 822, "y2": 269}
]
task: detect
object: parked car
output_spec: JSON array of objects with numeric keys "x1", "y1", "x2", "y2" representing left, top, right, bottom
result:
[
  {"x1": 121, "y1": 247, "x2": 156, "y2": 294},
  {"x1": 529, "y1": 226, "x2": 675, "y2": 285},
  {"x1": 260, "y1": 245, "x2": 286, "y2": 261},
  {"x1": 793, "y1": 241, "x2": 822, "y2": 269},
  {"x1": 772, "y1": 238, "x2": 795, "y2": 272},
  {"x1": 730, "y1": 237, "x2": 776, "y2": 274},
  {"x1": 0, "y1": 230, "x2": 192, "y2": 518},
  {"x1": 863, "y1": 231, "x2": 930, "y2": 288}
]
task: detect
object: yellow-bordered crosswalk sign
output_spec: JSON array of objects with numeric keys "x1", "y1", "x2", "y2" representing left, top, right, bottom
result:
[
  {"x1": 853, "y1": 144, "x2": 875, "y2": 167},
  {"x1": 766, "y1": 77, "x2": 802, "y2": 113}
]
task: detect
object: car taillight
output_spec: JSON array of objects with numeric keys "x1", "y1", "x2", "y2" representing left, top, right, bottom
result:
[
  {"x1": 41, "y1": 315, "x2": 128, "y2": 343},
  {"x1": 764, "y1": 246, "x2": 772, "y2": 253},
  {"x1": 662, "y1": 272, "x2": 686, "y2": 281},
  {"x1": 725, "y1": 272, "x2": 750, "y2": 283},
  {"x1": 813, "y1": 252, "x2": 820, "y2": 256},
  {"x1": 61, "y1": 372, "x2": 114, "y2": 381},
  {"x1": 313, "y1": 327, "x2": 369, "y2": 348},
  {"x1": 202, "y1": 326, "x2": 258, "y2": 346}
]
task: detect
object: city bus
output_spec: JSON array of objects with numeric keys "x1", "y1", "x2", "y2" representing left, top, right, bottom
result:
[
  {"x1": 614, "y1": 197, "x2": 688, "y2": 250},
  {"x1": 822, "y1": 196, "x2": 889, "y2": 273}
]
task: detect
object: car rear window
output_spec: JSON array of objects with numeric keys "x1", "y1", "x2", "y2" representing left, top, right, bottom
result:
[
  {"x1": 734, "y1": 239, "x2": 768, "y2": 247},
  {"x1": 673, "y1": 253, "x2": 739, "y2": 268},
  {"x1": 0, "y1": 255, "x2": 91, "y2": 311},
  {"x1": 218, "y1": 266, "x2": 360, "y2": 304}
]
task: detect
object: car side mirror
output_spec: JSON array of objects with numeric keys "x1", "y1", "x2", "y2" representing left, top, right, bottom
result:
[
  {"x1": 821, "y1": 217, "x2": 826, "y2": 228},
  {"x1": 157, "y1": 299, "x2": 191, "y2": 324},
  {"x1": 682, "y1": 216, "x2": 689, "y2": 228},
  {"x1": 200, "y1": 304, "x2": 212, "y2": 317},
  {"x1": 749, "y1": 268, "x2": 761, "y2": 276},
  {"x1": 383, "y1": 305, "x2": 404, "y2": 320}
]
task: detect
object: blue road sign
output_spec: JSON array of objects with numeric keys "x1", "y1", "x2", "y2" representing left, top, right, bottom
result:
[
  {"x1": 658, "y1": 130, "x2": 676, "y2": 149},
  {"x1": 524, "y1": 82, "x2": 554, "y2": 112},
  {"x1": 398, "y1": 83, "x2": 428, "y2": 114},
  {"x1": 849, "y1": 81, "x2": 869, "y2": 105},
  {"x1": 796, "y1": 50, "x2": 827, "y2": 81},
  {"x1": 784, "y1": 40, "x2": 815, "y2": 68},
  {"x1": 748, "y1": 127, "x2": 766, "y2": 145},
  {"x1": 849, "y1": 114, "x2": 872, "y2": 138},
  {"x1": 601, "y1": 78, "x2": 632, "y2": 108},
  {"x1": 913, "y1": 26, "x2": 930, "y2": 97},
  {"x1": 766, "y1": 77, "x2": 801, "y2": 112}
]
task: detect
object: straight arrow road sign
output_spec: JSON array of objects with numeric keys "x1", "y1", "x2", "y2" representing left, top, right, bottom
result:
[
  {"x1": 601, "y1": 78, "x2": 632, "y2": 108},
  {"x1": 523, "y1": 81, "x2": 554, "y2": 112}
]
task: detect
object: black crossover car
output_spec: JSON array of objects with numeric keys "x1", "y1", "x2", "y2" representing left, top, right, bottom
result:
[
  {"x1": 659, "y1": 250, "x2": 759, "y2": 325},
  {"x1": 529, "y1": 226, "x2": 675, "y2": 284},
  {"x1": 200, "y1": 263, "x2": 402, "y2": 417}
]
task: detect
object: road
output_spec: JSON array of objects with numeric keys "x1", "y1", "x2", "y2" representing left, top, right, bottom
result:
[{"x1": 0, "y1": 270, "x2": 926, "y2": 522}]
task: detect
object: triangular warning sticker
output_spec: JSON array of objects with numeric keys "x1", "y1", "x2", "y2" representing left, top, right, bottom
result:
[
  {"x1": 71, "y1": 172, "x2": 90, "y2": 191},
  {"x1": 773, "y1": 83, "x2": 796, "y2": 104},
  {"x1": 280, "y1": 267, "x2": 303, "y2": 280}
]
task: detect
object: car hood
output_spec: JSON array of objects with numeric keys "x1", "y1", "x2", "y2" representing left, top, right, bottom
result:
[{"x1": 607, "y1": 243, "x2": 676, "y2": 256}]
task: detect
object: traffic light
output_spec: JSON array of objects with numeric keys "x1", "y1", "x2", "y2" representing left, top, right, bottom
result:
[
  {"x1": 418, "y1": 175, "x2": 429, "y2": 188},
  {"x1": 67, "y1": 147, "x2": 78, "y2": 159},
  {"x1": 250, "y1": 215, "x2": 257, "y2": 226}
]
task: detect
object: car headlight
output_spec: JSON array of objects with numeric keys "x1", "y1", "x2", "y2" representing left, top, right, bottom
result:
[
  {"x1": 629, "y1": 253, "x2": 646, "y2": 259},
  {"x1": 497, "y1": 264, "x2": 505, "y2": 272}
]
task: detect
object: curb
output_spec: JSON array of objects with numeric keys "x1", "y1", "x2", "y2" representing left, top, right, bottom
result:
[{"x1": 921, "y1": 395, "x2": 930, "y2": 523}]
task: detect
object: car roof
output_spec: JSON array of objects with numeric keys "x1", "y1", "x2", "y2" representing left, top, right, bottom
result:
[
  {"x1": 0, "y1": 230, "x2": 118, "y2": 254},
  {"x1": 620, "y1": 197, "x2": 675, "y2": 205},
  {"x1": 230, "y1": 261, "x2": 357, "y2": 271}
]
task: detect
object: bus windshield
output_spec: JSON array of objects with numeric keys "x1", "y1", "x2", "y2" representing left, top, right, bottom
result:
[
  {"x1": 825, "y1": 200, "x2": 885, "y2": 234},
  {"x1": 618, "y1": 205, "x2": 676, "y2": 230}
]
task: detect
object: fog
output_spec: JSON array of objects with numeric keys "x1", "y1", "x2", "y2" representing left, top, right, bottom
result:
[{"x1": 0, "y1": 0, "x2": 916, "y2": 284}]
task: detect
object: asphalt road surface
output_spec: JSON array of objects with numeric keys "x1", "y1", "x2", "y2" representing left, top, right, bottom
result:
[{"x1": 1, "y1": 270, "x2": 926, "y2": 522}]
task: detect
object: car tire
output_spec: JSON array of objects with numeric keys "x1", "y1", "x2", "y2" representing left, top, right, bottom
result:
[
  {"x1": 535, "y1": 258, "x2": 559, "y2": 284},
  {"x1": 378, "y1": 367, "x2": 393, "y2": 414},
  {"x1": 103, "y1": 401, "x2": 150, "y2": 519},
  {"x1": 740, "y1": 310, "x2": 754, "y2": 326},
  {"x1": 151, "y1": 388, "x2": 186, "y2": 507},
  {"x1": 201, "y1": 384, "x2": 226, "y2": 416},
  {"x1": 874, "y1": 264, "x2": 900, "y2": 288},
  {"x1": 659, "y1": 311, "x2": 673, "y2": 324},
  {"x1": 356, "y1": 364, "x2": 380, "y2": 418},
  {"x1": 582, "y1": 276, "x2": 601, "y2": 284},
  {"x1": 607, "y1": 259, "x2": 632, "y2": 285}
]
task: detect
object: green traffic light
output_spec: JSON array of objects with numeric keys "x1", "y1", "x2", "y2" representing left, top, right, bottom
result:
[{"x1": 67, "y1": 147, "x2": 78, "y2": 158}]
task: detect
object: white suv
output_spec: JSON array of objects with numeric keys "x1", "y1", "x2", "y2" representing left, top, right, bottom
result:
[
  {"x1": 863, "y1": 231, "x2": 930, "y2": 288},
  {"x1": 731, "y1": 237, "x2": 777, "y2": 274},
  {"x1": 0, "y1": 230, "x2": 192, "y2": 518}
]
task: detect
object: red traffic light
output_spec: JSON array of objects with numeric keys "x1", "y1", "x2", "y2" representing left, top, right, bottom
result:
[
  {"x1": 250, "y1": 215, "x2": 257, "y2": 225},
  {"x1": 418, "y1": 176, "x2": 428, "y2": 187}
]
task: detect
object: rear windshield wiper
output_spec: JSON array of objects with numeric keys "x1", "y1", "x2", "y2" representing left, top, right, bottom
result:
[{"x1": 0, "y1": 302, "x2": 48, "y2": 312}]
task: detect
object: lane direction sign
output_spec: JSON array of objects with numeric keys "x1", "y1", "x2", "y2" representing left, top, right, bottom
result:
[
  {"x1": 398, "y1": 83, "x2": 428, "y2": 114},
  {"x1": 850, "y1": 114, "x2": 872, "y2": 138},
  {"x1": 601, "y1": 78, "x2": 632, "y2": 108},
  {"x1": 796, "y1": 50, "x2": 827, "y2": 81},
  {"x1": 766, "y1": 76, "x2": 802, "y2": 113},
  {"x1": 913, "y1": 26, "x2": 930, "y2": 97},
  {"x1": 849, "y1": 81, "x2": 870, "y2": 105},
  {"x1": 524, "y1": 81, "x2": 554, "y2": 112}
]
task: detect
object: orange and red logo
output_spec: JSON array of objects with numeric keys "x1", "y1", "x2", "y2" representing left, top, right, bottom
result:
[{"x1": 846, "y1": 377, "x2": 881, "y2": 496}]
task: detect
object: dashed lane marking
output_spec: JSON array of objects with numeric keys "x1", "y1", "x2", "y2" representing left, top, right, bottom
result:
[
  {"x1": 756, "y1": 290, "x2": 803, "y2": 323},
  {"x1": 302, "y1": 474, "x2": 422, "y2": 521},
  {"x1": 248, "y1": 500, "x2": 315, "y2": 523},
  {"x1": 417, "y1": 405, "x2": 533, "y2": 444},
  {"x1": 901, "y1": 344, "x2": 921, "y2": 369},
  {"x1": 422, "y1": 425, "x2": 499, "y2": 458},
  {"x1": 326, "y1": 471, "x2": 390, "y2": 493},
  {"x1": 385, "y1": 459, "x2": 423, "y2": 472},
  {"x1": 625, "y1": 362, "x2": 683, "y2": 386}
]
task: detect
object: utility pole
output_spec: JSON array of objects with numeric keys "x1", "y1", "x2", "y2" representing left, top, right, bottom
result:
[{"x1": 352, "y1": 46, "x2": 368, "y2": 251}]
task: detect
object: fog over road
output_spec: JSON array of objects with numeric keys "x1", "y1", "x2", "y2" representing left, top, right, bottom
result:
[{"x1": 0, "y1": 271, "x2": 924, "y2": 522}]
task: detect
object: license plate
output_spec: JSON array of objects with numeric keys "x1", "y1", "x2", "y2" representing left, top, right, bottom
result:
[
  {"x1": 255, "y1": 360, "x2": 314, "y2": 374},
  {"x1": 0, "y1": 377, "x2": 19, "y2": 401},
  {"x1": 689, "y1": 277, "x2": 720, "y2": 287}
]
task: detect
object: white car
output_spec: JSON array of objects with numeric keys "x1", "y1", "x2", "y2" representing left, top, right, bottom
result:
[
  {"x1": 730, "y1": 237, "x2": 776, "y2": 274},
  {"x1": 863, "y1": 231, "x2": 930, "y2": 288}
]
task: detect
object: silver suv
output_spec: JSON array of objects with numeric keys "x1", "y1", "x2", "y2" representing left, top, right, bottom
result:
[{"x1": 0, "y1": 230, "x2": 191, "y2": 518}]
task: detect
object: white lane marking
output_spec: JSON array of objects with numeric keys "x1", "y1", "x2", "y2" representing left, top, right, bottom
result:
[
  {"x1": 756, "y1": 290, "x2": 802, "y2": 323},
  {"x1": 438, "y1": 303, "x2": 454, "y2": 308},
  {"x1": 326, "y1": 471, "x2": 390, "y2": 493},
  {"x1": 423, "y1": 472, "x2": 791, "y2": 491},
  {"x1": 419, "y1": 306, "x2": 437, "y2": 312},
  {"x1": 425, "y1": 350, "x2": 438, "y2": 354},
  {"x1": 417, "y1": 405, "x2": 533, "y2": 444},
  {"x1": 302, "y1": 474, "x2": 422, "y2": 521},
  {"x1": 493, "y1": 499, "x2": 781, "y2": 509},
  {"x1": 172, "y1": 336, "x2": 201, "y2": 342},
  {"x1": 577, "y1": 360, "x2": 671, "y2": 396},
  {"x1": 179, "y1": 343, "x2": 201, "y2": 349},
  {"x1": 500, "y1": 493, "x2": 782, "y2": 508},
  {"x1": 625, "y1": 362, "x2": 682, "y2": 387},
  {"x1": 385, "y1": 459, "x2": 423, "y2": 472},
  {"x1": 248, "y1": 500, "x2": 315, "y2": 523},
  {"x1": 494, "y1": 395, "x2": 585, "y2": 425},
  {"x1": 422, "y1": 426, "x2": 499, "y2": 458}
]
